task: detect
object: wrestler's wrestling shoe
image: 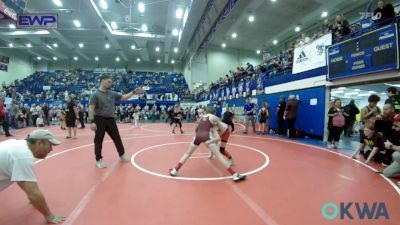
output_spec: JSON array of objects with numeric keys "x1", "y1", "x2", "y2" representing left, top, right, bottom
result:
[
  {"x1": 169, "y1": 168, "x2": 177, "y2": 177},
  {"x1": 232, "y1": 173, "x2": 246, "y2": 182}
]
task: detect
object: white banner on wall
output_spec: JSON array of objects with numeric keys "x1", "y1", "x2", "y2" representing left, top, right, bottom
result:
[
  {"x1": 93, "y1": 68, "x2": 127, "y2": 73},
  {"x1": 292, "y1": 33, "x2": 332, "y2": 74}
]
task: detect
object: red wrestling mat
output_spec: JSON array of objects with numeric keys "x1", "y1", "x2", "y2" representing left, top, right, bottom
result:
[{"x1": 0, "y1": 123, "x2": 399, "y2": 225}]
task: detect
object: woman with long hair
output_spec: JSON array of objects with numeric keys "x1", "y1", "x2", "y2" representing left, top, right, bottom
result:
[
  {"x1": 65, "y1": 96, "x2": 79, "y2": 139},
  {"x1": 258, "y1": 101, "x2": 270, "y2": 134},
  {"x1": 327, "y1": 99, "x2": 347, "y2": 149}
]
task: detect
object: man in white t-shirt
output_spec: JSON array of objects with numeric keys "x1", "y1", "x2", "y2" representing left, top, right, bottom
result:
[{"x1": 0, "y1": 130, "x2": 64, "y2": 224}]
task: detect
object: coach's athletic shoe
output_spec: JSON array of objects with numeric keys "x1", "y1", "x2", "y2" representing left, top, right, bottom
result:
[
  {"x1": 169, "y1": 168, "x2": 177, "y2": 177},
  {"x1": 232, "y1": 173, "x2": 246, "y2": 182},
  {"x1": 228, "y1": 158, "x2": 234, "y2": 166},
  {"x1": 96, "y1": 159, "x2": 107, "y2": 169},
  {"x1": 120, "y1": 154, "x2": 130, "y2": 163}
]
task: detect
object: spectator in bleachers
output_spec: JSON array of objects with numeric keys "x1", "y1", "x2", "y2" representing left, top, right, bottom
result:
[
  {"x1": 333, "y1": 15, "x2": 351, "y2": 40},
  {"x1": 297, "y1": 33, "x2": 311, "y2": 46},
  {"x1": 385, "y1": 87, "x2": 400, "y2": 113},
  {"x1": 383, "y1": 113, "x2": 400, "y2": 178},
  {"x1": 245, "y1": 63, "x2": 254, "y2": 74},
  {"x1": 373, "y1": 0, "x2": 396, "y2": 26}
]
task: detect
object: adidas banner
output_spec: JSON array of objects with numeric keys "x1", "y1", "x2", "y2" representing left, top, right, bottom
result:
[{"x1": 293, "y1": 33, "x2": 332, "y2": 74}]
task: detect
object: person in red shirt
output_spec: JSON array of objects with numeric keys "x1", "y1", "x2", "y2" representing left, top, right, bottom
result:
[{"x1": 0, "y1": 98, "x2": 11, "y2": 137}]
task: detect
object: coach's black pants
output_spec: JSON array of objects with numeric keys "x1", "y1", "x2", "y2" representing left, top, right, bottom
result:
[{"x1": 94, "y1": 116, "x2": 125, "y2": 161}]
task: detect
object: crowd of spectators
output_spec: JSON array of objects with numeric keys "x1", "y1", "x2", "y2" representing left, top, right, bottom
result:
[{"x1": 0, "y1": 69, "x2": 189, "y2": 103}]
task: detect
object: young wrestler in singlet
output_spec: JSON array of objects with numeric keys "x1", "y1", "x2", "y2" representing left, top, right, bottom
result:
[
  {"x1": 169, "y1": 107, "x2": 246, "y2": 182},
  {"x1": 209, "y1": 111, "x2": 235, "y2": 165}
]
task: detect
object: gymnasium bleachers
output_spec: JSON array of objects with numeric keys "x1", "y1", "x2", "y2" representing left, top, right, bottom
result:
[{"x1": 3, "y1": 70, "x2": 190, "y2": 103}]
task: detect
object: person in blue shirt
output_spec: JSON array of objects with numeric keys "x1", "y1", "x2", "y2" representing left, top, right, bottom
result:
[{"x1": 244, "y1": 98, "x2": 256, "y2": 134}]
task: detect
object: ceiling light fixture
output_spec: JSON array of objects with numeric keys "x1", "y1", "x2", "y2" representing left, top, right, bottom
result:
[
  {"x1": 331, "y1": 90, "x2": 344, "y2": 94},
  {"x1": 344, "y1": 92, "x2": 359, "y2": 96},
  {"x1": 137, "y1": 58, "x2": 141, "y2": 62},
  {"x1": 95, "y1": 56, "x2": 99, "y2": 61},
  {"x1": 27, "y1": 43, "x2": 32, "y2": 48},
  {"x1": 79, "y1": 43, "x2": 84, "y2": 48},
  {"x1": 321, "y1": 11, "x2": 328, "y2": 18},
  {"x1": 141, "y1": 24, "x2": 148, "y2": 32},
  {"x1": 131, "y1": 45, "x2": 136, "y2": 50},
  {"x1": 248, "y1": 15, "x2": 255, "y2": 22},
  {"x1": 155, "y1": 46, "x2": 160, "y2": 52},
  {"x1": 222, "y1": 43, "x2": 226, "y2": 48},
  {"x1": 111, "y1": 21, "x2": 118, "y2": 30},
  {"x1": 256, "y1": 50, "x2": 261, "y2": 54},
  {"x1": 53, "y1": 57, "x2": 58, "y2": 61},
  {"x1": 73, "y1": 56, "x2": 78, "y2": 61},
  {"x1": 176, "y1": 8, "x2": 184, "y2": 19},
  {"x1": 99, "y1": 0, "x2": 108, "y2": 9},
  {"x1": 138, "y1": 2, "x2": 145, "y2": 13},
  {"x1": 172, "y1": 28, "x2": 179, "y2": 36},
  {"x1": 232, "y1": 33, "x2": 237, "y2": 39},
  {"x1": 295, "y1": 26, "x2": 301, "y2": 32},
  {"x1": 73, "y1": 20, "x2": 81, "y2": 28},
  {"x1": 105, "y1": 43, "x2": 110, "y2": 49},
  {"x1": 171, "y1": 60, "x2": 175, "y2": 64},
  {"x1": 157, "y1": 59, "x2": 161, "y2": 63},
  {"x1": 8, "y1": 43, "x2": 13, "y2": 48},
  {"x1": 273, "y1": 40, "x2": 278, "y2": 45},
  {"x1": 53, "y1": 43, "x2": 58, "y2": 48},
  {"x1": 53, "y1": 0, "x2": 62, "y2": 7},
  {"x1": 37, "y1": 56, "x2": 42, "y2": 60},
  {"x1": 174, "y1": 47, "x2": 178, "y2": 53},
  {"x1": 116, "y1": 57, "x2": 120, "y2": 62},
  {"x1": 9, "y1": 24, "x2": 16, "y2": 29}
]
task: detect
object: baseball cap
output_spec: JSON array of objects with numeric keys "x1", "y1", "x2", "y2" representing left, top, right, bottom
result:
[
  {"x1": 26, "y1": 130, "x2": 61, "y2": 145},
  {"x1": 394, "y1": 113, "x2": 400, "y2": 122}
]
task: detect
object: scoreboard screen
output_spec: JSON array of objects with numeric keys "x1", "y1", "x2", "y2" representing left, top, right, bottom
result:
[{"x1": 327, "y1": 24, "x2": 398, "y2": 80}]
